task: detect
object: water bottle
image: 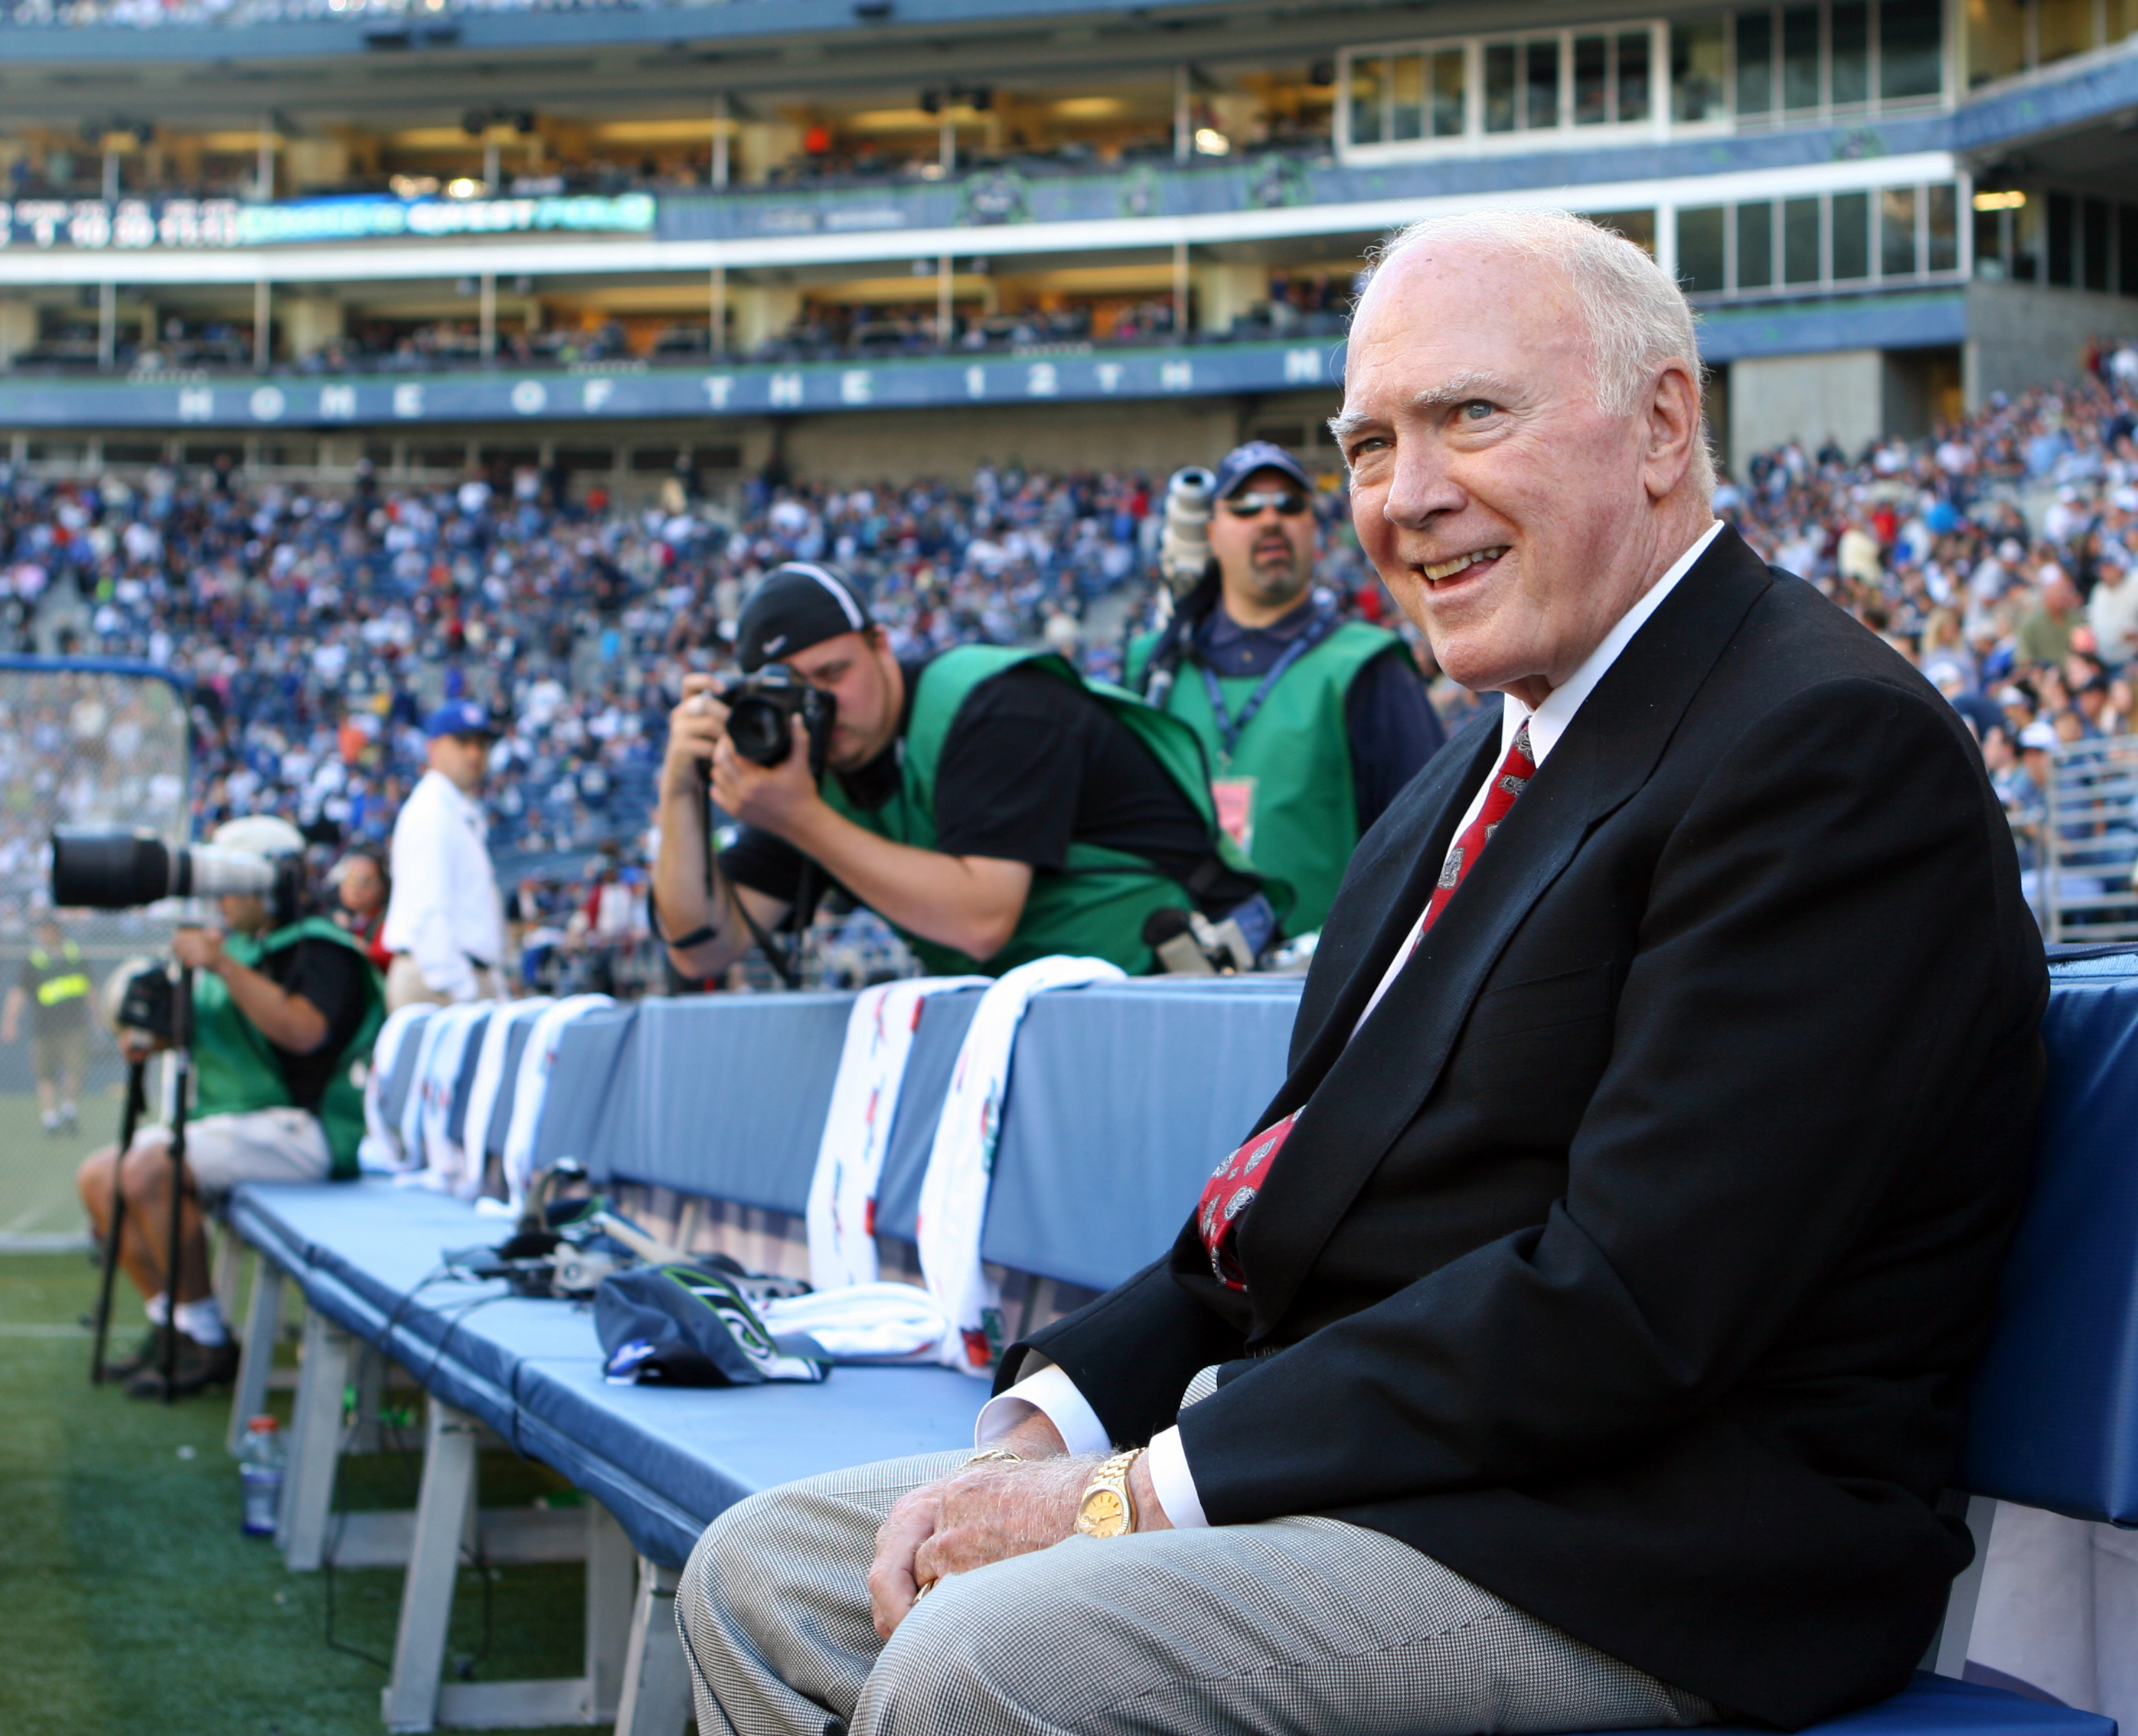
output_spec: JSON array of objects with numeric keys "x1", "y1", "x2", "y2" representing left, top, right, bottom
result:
[{"x1": 237, "y1": 1415, "x2": 285, "y2": 1537}]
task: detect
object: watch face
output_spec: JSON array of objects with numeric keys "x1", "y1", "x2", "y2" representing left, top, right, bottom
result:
[{"x1": 1079, "y1": 1486, "x2": 1129, "y2": 1538}]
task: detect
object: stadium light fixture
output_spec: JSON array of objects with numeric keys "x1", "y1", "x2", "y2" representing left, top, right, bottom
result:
[
  {"x1": 1971, "y1": 189, "x2": 2025, "y2": 210},
  {"x1": 1194, "y1": 127, "x2": 1231, "y2": 155}
]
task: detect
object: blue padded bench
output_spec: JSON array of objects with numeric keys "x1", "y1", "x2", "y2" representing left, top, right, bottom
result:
[{"x1": 224, "y1": 959, "x2": 2135, "y2": 1736}]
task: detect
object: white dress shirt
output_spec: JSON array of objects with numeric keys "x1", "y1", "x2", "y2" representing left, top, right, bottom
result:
[
  {"x1": 976, "y1": 520, "x2": 1726, "y2": 1527},
  {"x1": 382, "y1": 768, "x2": 508, "y2": 1002}
]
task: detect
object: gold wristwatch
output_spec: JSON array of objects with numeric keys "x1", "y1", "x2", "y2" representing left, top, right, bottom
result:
[{"x1": 1073, "y1": 1448, "x2": 1144, "y2": 1538}]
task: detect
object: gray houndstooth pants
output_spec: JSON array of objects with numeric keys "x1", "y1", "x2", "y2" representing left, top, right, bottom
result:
[{"x1": 675, "y1": 1446, "x2": 1719, "y2": 1736}]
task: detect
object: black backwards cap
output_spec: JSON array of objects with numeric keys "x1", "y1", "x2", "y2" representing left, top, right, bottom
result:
[{"x1": 735, "y1": 562, "x2": 871, "y2": 673}]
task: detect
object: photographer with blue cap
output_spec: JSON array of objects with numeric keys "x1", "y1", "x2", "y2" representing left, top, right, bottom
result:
[
  {"x1": 382, "y1": 698, "x2": 508, "y2": 1010},
  {"x1": 1131, "y1": 442, "x2": 1445, "y2": 934},
  {"x1": 651, "y1": 561, "x2": 1284, "y2": 981}
]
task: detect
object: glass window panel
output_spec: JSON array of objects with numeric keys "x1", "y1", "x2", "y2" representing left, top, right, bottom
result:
[
  {"x1": 2117, "y1": 0, "x2": 2138, "y2": 42},
  {"x1": 1966, "y1": 0, "x2": 2027, "y2": 86},
  {"x1": 1833, "y1": 191, "x2": 1871, "y2": 277},
  {"x1": 1785, "y1": 197, "x2": 1823, "y2": 282},
  {"x1": 1671, "y1": 19, "x2": 1729, "y2": 119},
  {"x1": 1586, "y1": 207, "x2": 1658, "y2": 253},
  {"x1": 1880, "y1": 0, "x2": 1945, "y2": 98},
  {"x1": 1783, "y1": 6, "x2": 1822, "y2": 107},
  {"x1": 1527, "y1": 38, "x2": 1562, "y2": 129},
  {"x1": 1350, "y1": 58, "x2": 1385, "y2": 145},
  {"x1": 2083, "y1": 197, "x2": 2111, "y2": 290},
  {"x1": 1617, "y1": 30, "x2": 1653, "y2": 120},
  {"x1": 1927, "y1": 184, "x2": 1959, "y2": 270},
  {"x1": 2122, "y1": 204, "x2": 2138, "y2": 297},
  {"x1": 1575, "y1": 34, "x2": 1610, "y2": 124},
  {"x1": 1391, "y1": 54, "x2": 1426, "y2": 141},
  {"x1": 1432, "y1": 49, "x2": 1469, "y2": 135},
  {"x1": 2046, "y1": 191, "x2": 2074, "y2": 284},
  {"x1": 1737, "y1": 9, "x2": 1774, "y2": 114},
  {"x1": 1738, "y1": 201, "x2": 1775, "y2": 287},
  {"x1": 2012, "y1": 193, "x2": 2041, "y2": 279},
  {"x1": 1485, "y1": 42, "x2": 1519, "y2": 132},
  {"x1": 1831, "y1": 1, "x2": 1869, "y2": 104},
  {"x1": 1973, "y1": 205, "x2": 2006, "y2": 277},
  {"x1": 1678, "y1": 205, "x2": 1728, "y2": 292},
  {"x1": 1882, "y1": 185, "x2": 1921, "y2": 276},
  {"x1": 2038, "y1": 0, "x2": 2094, "y2": 62}
]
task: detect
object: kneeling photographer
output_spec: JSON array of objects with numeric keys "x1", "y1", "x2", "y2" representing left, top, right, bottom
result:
[
  {"x1": 73, "y1": 816, "x2": 385, "y2": 1398},
  {"x1": 653, "y1": 562, "x2": 1281, "y2": 983}
]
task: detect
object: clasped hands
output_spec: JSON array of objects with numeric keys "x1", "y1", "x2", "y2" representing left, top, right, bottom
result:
[{"x1": 867, "y1": 1411, "x2": 1171, "y2": 1639}]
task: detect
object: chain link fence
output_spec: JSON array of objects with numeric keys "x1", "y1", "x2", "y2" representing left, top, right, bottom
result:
[{"x1": 0, "y1": 658, "x2": 190, "y2": 1246}]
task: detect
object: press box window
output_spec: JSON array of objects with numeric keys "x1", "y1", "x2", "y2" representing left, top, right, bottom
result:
[
  {"x1": 1671, "y1": 19, "x2": 1729, "y2": 120},
  {"x1": 1677, "y1": 206, "x2": 1728, "y2": 292}
]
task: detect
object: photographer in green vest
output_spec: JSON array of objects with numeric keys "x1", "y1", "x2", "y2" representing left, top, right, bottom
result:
[
  {"x1": 3, "y1": 916, "x2": 93, "y2": 1135},
  {"x1": 652, "y1": 562, "x2": 1280, "y2": 982},
  {"x1": 75, "y1": 816, "x2": 384, "y2": 1399},
  {"x1": 1128, "y1": 442, "x2": 1446, "y2": 935}
]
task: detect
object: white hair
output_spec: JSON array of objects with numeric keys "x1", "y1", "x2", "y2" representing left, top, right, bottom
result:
[{"x1": 1345, "y1": 207, "x2": 1715, "y2": 495}]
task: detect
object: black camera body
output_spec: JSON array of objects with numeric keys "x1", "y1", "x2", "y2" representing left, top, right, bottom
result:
[
  {"x1": 724, "y1": 667, "x2": 837, "y2": 774},
  {"x1": 116, "y1": 964, "x2": 177, "y2": 1043}
]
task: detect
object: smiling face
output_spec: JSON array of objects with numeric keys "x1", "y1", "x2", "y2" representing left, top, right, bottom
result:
[{"x1": 1334, "y1": 238, "x2": 1706, "y2": 706}]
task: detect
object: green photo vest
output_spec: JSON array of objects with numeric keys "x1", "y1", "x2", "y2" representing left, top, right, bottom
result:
[
  {"x1": 819, "y1": 644, "x2": 1283, "y2": 977},
  {"x1": 191, "y1": 917, "x2": 386, "y2": 1180},
  {"x1": 1128, "y1": 618, "x2": 1402, "y2": 935}
]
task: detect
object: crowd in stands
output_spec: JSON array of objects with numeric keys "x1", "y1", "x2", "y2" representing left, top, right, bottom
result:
[{"x1": 2, "y1": 327, "x2": 2133, "y2": 975}]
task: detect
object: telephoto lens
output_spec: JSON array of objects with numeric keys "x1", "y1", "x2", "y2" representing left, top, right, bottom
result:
[{"x1": 51, "y1": 832, "x2": 290, "y2": 912}]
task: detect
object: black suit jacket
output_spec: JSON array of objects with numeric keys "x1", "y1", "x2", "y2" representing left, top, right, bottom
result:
[{"x1": 1004, "y1": 527, "x2": 2046, "y2": 1729}]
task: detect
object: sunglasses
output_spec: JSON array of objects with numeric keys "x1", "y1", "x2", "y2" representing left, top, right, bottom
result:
[{"x1": 1223, "y1": 490, "x2": 1311, "y2": 519}]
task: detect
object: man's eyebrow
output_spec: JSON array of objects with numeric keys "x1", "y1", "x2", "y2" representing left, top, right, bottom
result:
[{"x1": 1327, "y1": 370, "x2": 1524, "y2": 445}]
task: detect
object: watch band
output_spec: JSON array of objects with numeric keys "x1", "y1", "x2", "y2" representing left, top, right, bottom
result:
[{"x1": 1073, "y1": 1448, "x2": 1144, "y2": 1539}]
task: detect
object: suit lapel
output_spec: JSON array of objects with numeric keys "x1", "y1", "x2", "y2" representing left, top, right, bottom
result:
[{"x1": 1235, "y1": 527, "x2": 1776, "y2": 1340}]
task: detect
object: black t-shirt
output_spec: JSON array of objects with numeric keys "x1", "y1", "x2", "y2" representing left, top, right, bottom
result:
[
  {"x1": 18, "y1": 951, "x2": 91, "y2": 1033},
  {"x1": 720, "y1": 658, "x2": 1252, "y2": 911},
  {"x1": 252, "y1": 936, "x2": 374, "y2": 1115}
]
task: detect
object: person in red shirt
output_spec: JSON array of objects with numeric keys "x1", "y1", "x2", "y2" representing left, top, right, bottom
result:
[{"x1": 332, "y1": 847, "x2": 393, "y2": 971}]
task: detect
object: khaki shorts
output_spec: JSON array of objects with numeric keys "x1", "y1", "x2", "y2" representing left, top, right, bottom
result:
[
  {"x1": 130, "y1": 1108, "x2": 332, "y2": 1206},
  {"x1": 386, "y1": 954, "x2": 506, "y2": 1013},
  {"x1": 32, "y1": 1023, "x2": 90, "y2": 1084}
]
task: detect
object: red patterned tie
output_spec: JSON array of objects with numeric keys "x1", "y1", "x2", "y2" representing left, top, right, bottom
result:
[{"x1": 1194, "y1": 721, "x2": 1537, "y2": 1290}]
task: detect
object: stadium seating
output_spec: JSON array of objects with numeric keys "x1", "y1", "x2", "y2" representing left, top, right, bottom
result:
[{"x1": 220, "y1": 956, "x2": 2133, "y2": 1736}]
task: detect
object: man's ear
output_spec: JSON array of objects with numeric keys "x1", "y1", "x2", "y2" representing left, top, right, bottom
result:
[{"x1": 1641, "y1": 359, "x2": 1705, "y2": 501}]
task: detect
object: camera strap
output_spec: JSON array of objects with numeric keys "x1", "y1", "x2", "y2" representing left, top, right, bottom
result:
[{"x1": 1197, "y1": 601, "x2": 1340, "y2": 762}]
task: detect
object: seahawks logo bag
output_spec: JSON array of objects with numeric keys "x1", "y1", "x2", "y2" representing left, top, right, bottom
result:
[{"x1": 596, "y1": 1264, "x2": 831, "y2": 1387}]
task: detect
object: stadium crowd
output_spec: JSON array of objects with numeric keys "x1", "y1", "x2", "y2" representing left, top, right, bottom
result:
[{"x1": 1, "y1": 328, "x2": 2134, "y2": 977}]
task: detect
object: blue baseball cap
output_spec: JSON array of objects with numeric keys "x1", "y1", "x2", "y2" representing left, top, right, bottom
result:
[
  {"x1": 424, "y1": 699, "x2": 496, "y2": 739},
  {"x1": 1211, "y1": 440, "x2": 1314, "y2": 502}
]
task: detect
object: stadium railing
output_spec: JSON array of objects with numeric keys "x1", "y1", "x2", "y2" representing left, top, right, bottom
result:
[{"x1": 220, "y1": 954, "x2": 2133, "y2": 1736}]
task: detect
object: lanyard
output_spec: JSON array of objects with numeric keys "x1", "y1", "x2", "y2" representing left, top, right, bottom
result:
[{"x1": 1199, "y1": 604, "x2": 1340, "y2": 763}]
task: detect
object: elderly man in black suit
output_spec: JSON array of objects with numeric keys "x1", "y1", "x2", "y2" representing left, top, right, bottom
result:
[{"x1": 675, "y1": 208, "x2": 2045, "y2": 1736}]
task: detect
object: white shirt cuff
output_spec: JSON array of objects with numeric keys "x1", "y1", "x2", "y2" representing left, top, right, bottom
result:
[
  {"x1": 1144, "y1": 1425, "x2": 1209, "y2": 1529},
  {"x1": 973, "y1": 1361, "x2": 1111, "y2": 1457}
]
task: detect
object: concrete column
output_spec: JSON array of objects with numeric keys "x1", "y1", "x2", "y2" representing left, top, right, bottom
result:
[
  {"x1": 1193, "y1": 261, "x2": 1265, "y2": 335},
  {"x1": 731, "y1": 283, "x2": 802, "y2": 354},
  {"x1": 1727, "y1": 349, "x2": 1885, "y2": 460},
  {"x1": 282, "y1": 295, "x2": 344, "y2": 361},
  {"x1": 0, "y1": 299, "x2": 36, "y2": 366}
]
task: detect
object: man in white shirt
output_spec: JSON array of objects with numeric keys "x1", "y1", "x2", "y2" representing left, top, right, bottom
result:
[
  {"x1": 676, "y1": 210, "x2": 2042, "y2": 1736},
  {"x1": 381, "y1": 700, "x2": 508, "y2": 1010}
]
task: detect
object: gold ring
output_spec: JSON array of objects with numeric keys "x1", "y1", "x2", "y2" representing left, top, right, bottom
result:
[{"x1": 913, "y1": 1578, "x2": 936, "y2": 1601}]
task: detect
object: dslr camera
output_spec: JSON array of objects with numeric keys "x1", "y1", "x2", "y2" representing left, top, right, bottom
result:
[
  {"x1": 723, "y1": 666, "x2": 837, "y2": 777},
  {"x1": 51, "y1": 832, "x2": 304, "y2": 927}
]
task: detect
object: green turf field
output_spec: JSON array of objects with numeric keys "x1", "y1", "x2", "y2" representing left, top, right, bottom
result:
[
  {"x1": 0, "y1": 1253, "x2": 599, "y2": 1736},
  {"x1": 0, "y1": 1086, "x2": 116, "y2": 1248}
]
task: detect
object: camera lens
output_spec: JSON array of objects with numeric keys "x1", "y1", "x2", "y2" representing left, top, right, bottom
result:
[{"x1": 726, "y1": 698, "x2": 792, "y2": 768}]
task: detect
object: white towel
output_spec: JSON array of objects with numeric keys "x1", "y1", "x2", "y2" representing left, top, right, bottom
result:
[
  {"x1": 397, "y1": 1006, "x2": 456, "y2": 1167},
  {"x1": 458, "y1": 998, "x2": 554, "y2": 1199},
  {"x1": 501, "y1": 993, "x2": 615, "y2": 1204},
  {"x1": 806, "y1": 977, "x2": 985, "y2": 1293},
  {"x1": 917, "y1": 954, "x2": 1125, "y2": 1374},
  {"x1": 416, "y1": 1000, "x2": 497, "y2": 1190},
  {"x1": 358, "y1": 1003, "x2": 436, "y2": 1172},
  {"x1": 762, "y1": 1282, "x2": 956, "y2": 1364}
]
